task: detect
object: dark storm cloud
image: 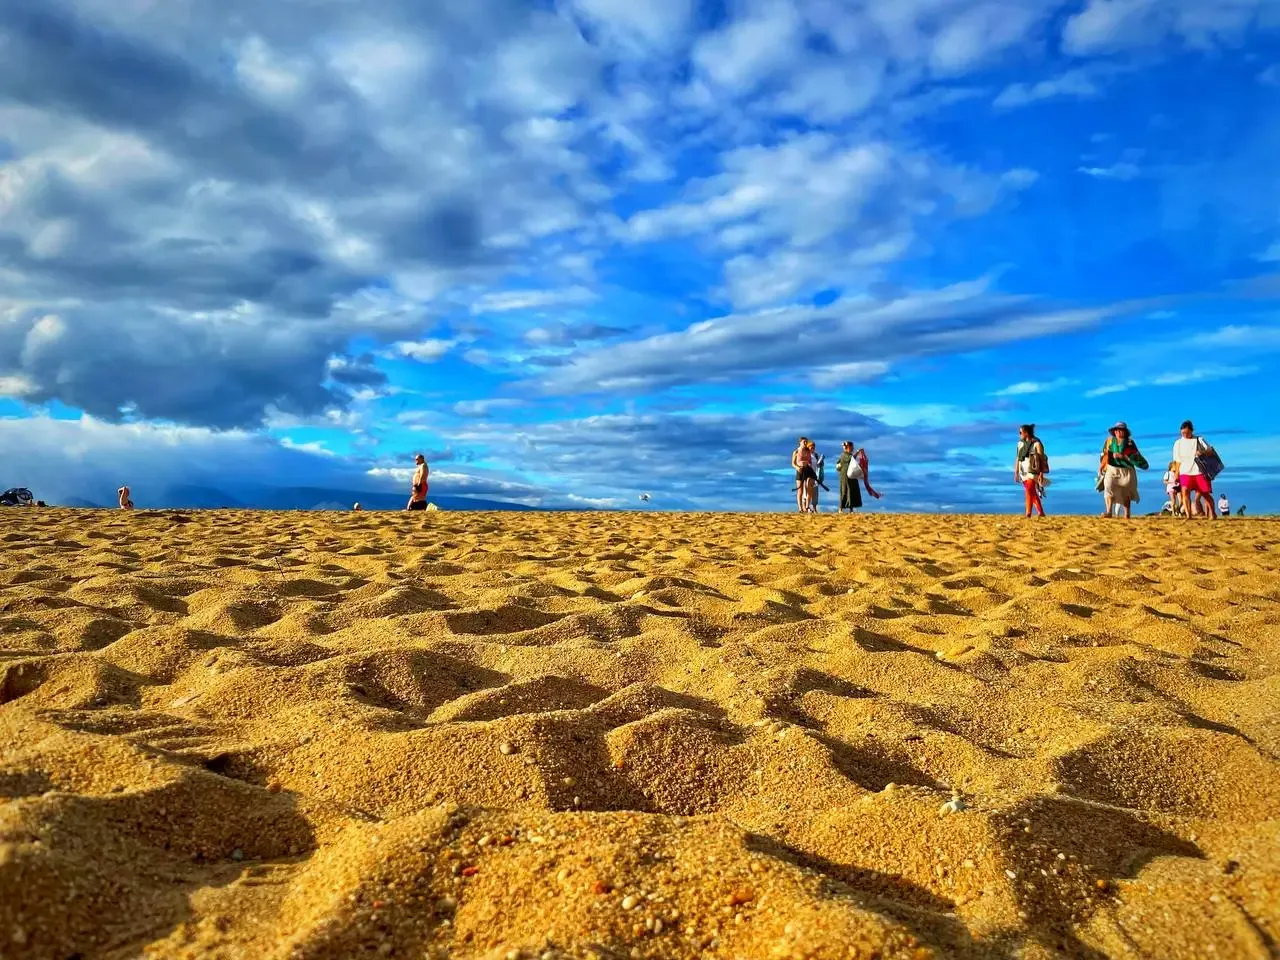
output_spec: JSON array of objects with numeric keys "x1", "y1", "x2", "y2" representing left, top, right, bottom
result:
[
  {"x1": 0, "y1": 0, "x2": 609, "y2": 428},
  {"x1": 0, "y1": 0, "x2": 395, "y2": 186}
]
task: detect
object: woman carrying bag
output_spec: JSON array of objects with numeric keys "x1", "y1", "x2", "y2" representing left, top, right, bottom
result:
[{"x1": 1099, "y1": 421, "x2": 1148, "y2": 519}]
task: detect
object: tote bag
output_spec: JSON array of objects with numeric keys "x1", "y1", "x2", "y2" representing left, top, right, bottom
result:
[{"x1": 1195, "y1": 438, "x2": 1225, "y2": 481}]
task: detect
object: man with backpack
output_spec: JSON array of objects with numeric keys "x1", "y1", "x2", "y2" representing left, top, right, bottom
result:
[{"x1": 1015, "y1": 424, "x2": 1049, "y2": 517}]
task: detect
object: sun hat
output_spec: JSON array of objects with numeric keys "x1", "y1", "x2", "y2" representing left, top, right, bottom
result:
[{"x1": 1110, "y1": 421, "x2": 1129, "y2": 434}]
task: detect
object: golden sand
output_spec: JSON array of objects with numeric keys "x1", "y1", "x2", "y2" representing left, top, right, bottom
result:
[{"x1": 1, "y1": 510, "x2": 1278, "y2": 960}]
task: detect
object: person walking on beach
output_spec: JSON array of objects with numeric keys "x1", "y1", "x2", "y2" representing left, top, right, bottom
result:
[
  {"x1": 406, "y1": 454, "x2": 429, "y2": 511},
  {"x1": 117, "y1": 486, "x2": 134, "y2": 510},
  {"x1": 835, "y1": 442, "x2": 860, "y2": 512},
  {"x1": 1014, "y1": 424, "x2": 1047, "y2": 517},
  {"x1": 792, "y1": 437, "x2": 817, "y2": 512},
  {"x1": 1162, "y1": 461, "x2": 1183, "y2": 516},
  {"x1": 809, "y1": 440, "x2": 827, "y2": 512},
  {"x1": 1099, "y1": 422, "x2": 1148, "y2": 519},
  {"x1": 1172, "y1": 420, "x2": 1217, "y2": 520}
]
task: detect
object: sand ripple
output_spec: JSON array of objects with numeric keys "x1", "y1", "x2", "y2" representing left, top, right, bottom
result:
[{"x1": 2, "y1": 511, "x2": 1279, "y2": 959}]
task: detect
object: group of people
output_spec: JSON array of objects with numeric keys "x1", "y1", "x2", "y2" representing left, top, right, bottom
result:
[
  {"x1": 1013, "y1": 418, "x2": 1230, "y2": 519},
  {"x1": 791, "y1": 437, "x2": 882, "y2": 513}
]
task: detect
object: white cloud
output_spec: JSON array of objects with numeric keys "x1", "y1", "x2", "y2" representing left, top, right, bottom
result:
[
  {"x1": 808, "y1": 361, "x2": 892, "y2": 389},
  {"x1": 0, "y1": 375, "x2": 38, "y2": 398},
  {"x1": 453, "y1": 398, "x2": 524, "y2": 417},
  {"x1": 565, "y1": 0, "x2": 695, "y2": 51},
  {"x1": 1191, "y1": 324, "x2": 1280, "y2": 349},
  {"x1": 1257, "y1": 241, "x2": 1280, "y2": 262},
  {"x1": 1085, "y1": 364, "x2": 1258, "y2": 397},
  {"x1": 0, "y1": 414, "x2": 365, "y2": 504},
  {"x1": 991, "y1": 377, "x2": 1076, "y2": 397},
  {"x1": 471, "y1": 286, "x2": 597, "y2": 314},
  {"x1": 994, "y1": 68, "x2": 1106, "y2": 109},
  {"x1": 1078, "y1": 162, "x2": 1141, "y2": 180},
  {"x1": 623, "y1": 133, "x2": 1036, "y2": 308},
  {"x1": 1261, "y1": 65, "x2": 1280, "y2": 86},
  {"x1": 395, "y1": 339, "x2": 456, "y2": 362},
  {"x1": 1063, "y1": 0, "x2": 1270, "y2": 55},
  {"x1": 535, "y1": 279, "x2": 1146, "y2": 394},
  {"x1": 928, "y1": 3, "x2": 1044, "y2": 76},
  {"x1": 692, "y1": 2, "x2": 804, "y2": 94}
]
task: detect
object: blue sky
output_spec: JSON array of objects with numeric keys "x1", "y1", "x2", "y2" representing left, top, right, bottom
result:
[{"x1": 1, "y1": 0, "x2": 1278, "y2": 511}]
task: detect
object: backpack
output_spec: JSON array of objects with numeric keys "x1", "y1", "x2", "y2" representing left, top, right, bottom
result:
[{"x1": 1022, "y1": 439, "x2": 1049, "y2": 475}]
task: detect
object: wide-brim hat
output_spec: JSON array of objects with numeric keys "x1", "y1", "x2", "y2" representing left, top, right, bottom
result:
[{"x1": 1109, "y1": 421, "x2": 1129, "y2": 434}]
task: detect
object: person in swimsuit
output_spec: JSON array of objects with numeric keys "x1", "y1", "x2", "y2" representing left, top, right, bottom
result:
[
  {"x1": 406, "y1": 454, "x2": 429, "y2": 511},
  {"x1": 117, "y1": 486, "x2": 134, "y2": 510},
  {"x1": 791, "y1": 437, "x2": 817, "y2": 512}
]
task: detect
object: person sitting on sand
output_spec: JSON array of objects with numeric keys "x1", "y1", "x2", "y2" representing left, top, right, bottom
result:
[
  {"x1": 1218, "y1": 493, "x2": 1229, "y2": 518},
  {"x1": 117, "y1": 486, "x2": 134, "y2": 510},
  {"x1": 792, "y1": 437, "x2": 817, "y2": 512},
  {"x1": 406, "y1": 454, "x2": 429, "y2": 511},
  {"x1": 1099, "y1": 421, "x2": 1148, "y2": 519},
  {"x1": 353, "y1": 502, "x2": 363, "y2": 511},
  {"x1": 1014, "y1": 424, "x2": 1047, "y2": 518}
]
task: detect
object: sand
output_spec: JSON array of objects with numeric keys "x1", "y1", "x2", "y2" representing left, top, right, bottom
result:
[{"x1": 1, "y1": 509, "x2": 1278, "y2": 960}]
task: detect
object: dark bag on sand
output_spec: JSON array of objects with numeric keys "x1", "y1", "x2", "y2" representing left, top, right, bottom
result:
[{"x1": 1195, "y1": 439, "x2": 1224, "y2": 481}]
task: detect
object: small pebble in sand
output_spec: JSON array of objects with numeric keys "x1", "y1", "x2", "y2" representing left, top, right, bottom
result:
[
  {"x1": 727, "y1": 888, "x2": 755, "y2": 906},
  {"x1": 939, "y1": 795, "x2": 968, "y2": 816},
  {"x1": 231, "y1": 849, "x2": 244, "y2": 861},
  {"x1": 499, "y1": 742, "x2": 517, "y2": 755},
  {"x1": 621, "y1": 895, "x2": 640, "y2": 910}
]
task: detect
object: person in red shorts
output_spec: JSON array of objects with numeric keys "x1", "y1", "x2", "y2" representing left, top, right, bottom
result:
[
  {"x1": 406, "y1": 453, "x2": 429, "y2": 511},
  {"x1": 1172, "y1": 419, "x2": 1215, "y2": 519}
]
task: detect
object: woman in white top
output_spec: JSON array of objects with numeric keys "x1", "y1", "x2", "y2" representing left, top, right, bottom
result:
[{"x1": 1172, "y1": 419, "x2": 1216, "y2": 519}]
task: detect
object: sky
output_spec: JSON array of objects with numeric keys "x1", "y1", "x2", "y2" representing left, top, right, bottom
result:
[{"x1": 1, "y1": 0, "x2": 1278, "y2": 512}]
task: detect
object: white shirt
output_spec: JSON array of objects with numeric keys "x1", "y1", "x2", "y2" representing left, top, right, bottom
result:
[
  {"x1": 1172, "y1": 436, "x2": 1205, "y2": 476},
  {"x1": 1218, "y1": 497, "x2": 1229, "y2": 511},
  {"x1": 1016, "y1": 440, "x2": 1043, "y2": 482}
]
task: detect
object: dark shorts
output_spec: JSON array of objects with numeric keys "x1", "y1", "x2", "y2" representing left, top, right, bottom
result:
[
  {"x1": 408, "y1": 500, "x2": 428, "y2": 511},
  {"x1": 796, "y1": 465, "x2": 817, "y2": 484}
]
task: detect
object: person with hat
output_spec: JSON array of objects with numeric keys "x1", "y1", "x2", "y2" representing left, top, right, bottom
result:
[
  {"x1": 406, "y1": 454, "x2": 429, "y2": 511},
  {"x1": 1098, "y1": 421, "x2": 1148, "y2": 519}
]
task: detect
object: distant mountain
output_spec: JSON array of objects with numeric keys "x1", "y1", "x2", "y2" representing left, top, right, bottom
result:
[
  {"x1": 152, "y1": 485, "x2": 247, "y2": 509},
  {"x1": 113, "y1": 484, "x2": 541, "y2": 512},
  {"x1": 33, "y1": 484, "x2": 542, "y2": 512},
  {"x1": 250, "y1": 487, "x2": 539, "y2": 512}
]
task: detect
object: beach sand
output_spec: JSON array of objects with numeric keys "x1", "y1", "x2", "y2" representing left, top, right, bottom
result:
[{"x1": 1, "y1": 510, "x2": 1278, "y2": 960}]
